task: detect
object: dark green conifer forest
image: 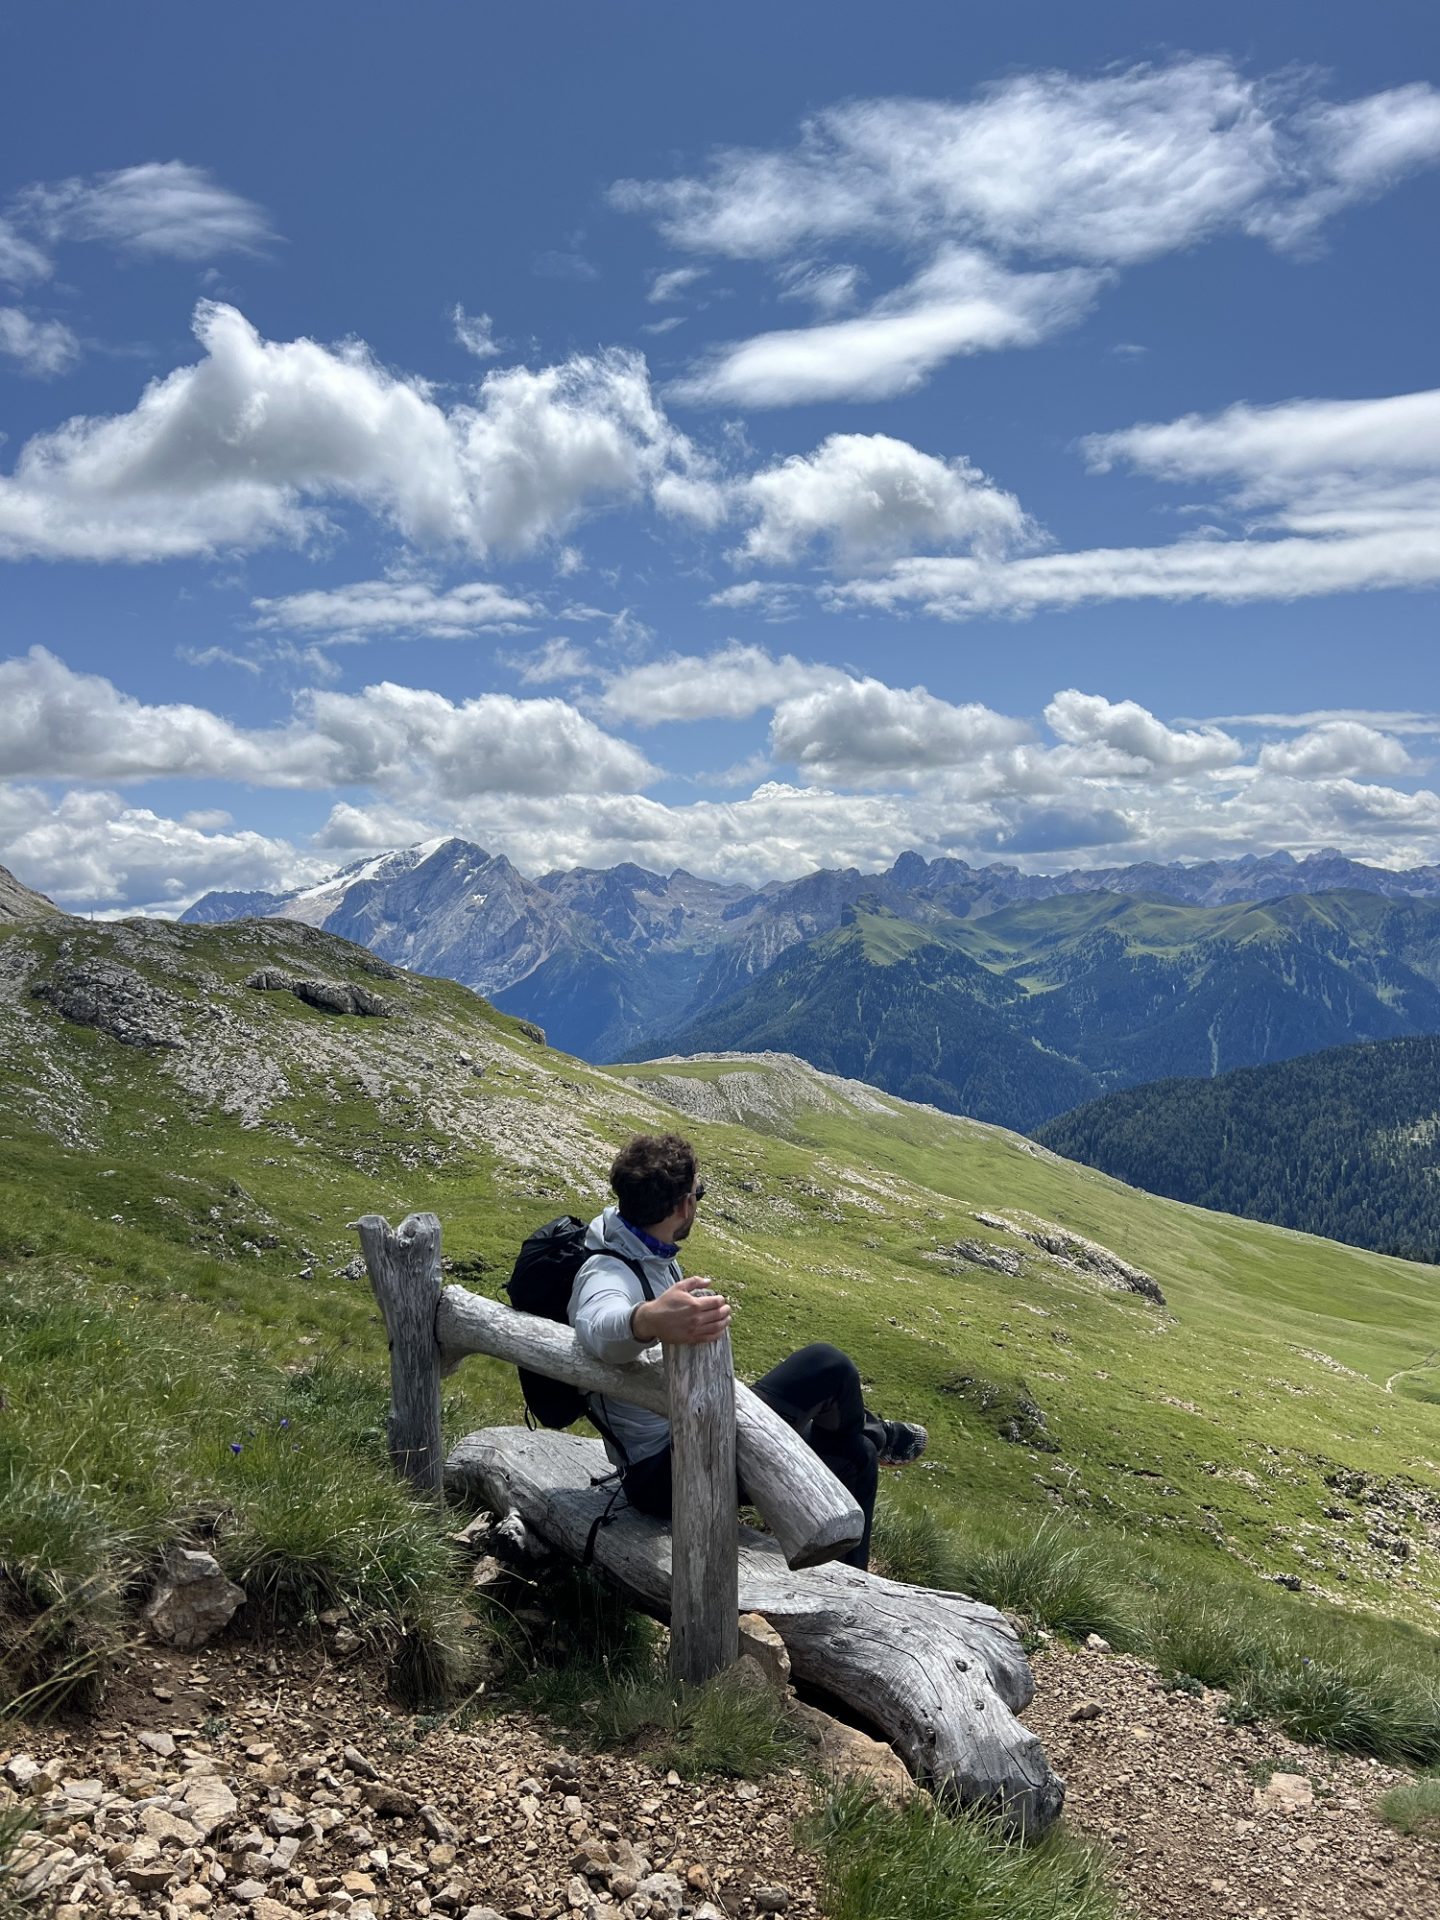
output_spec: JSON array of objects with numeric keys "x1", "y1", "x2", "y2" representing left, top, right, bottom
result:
[{"x1": 1036, "y1": 1034, "x2": 1440, "y2": 1263}]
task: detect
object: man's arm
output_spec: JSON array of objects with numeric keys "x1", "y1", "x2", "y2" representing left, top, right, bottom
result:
[
  {"x1": 570, "y1": 1255, "x2": 650, "y2": 1364},
  {"x1": 631, "y1": 1275, "x2": 731, "y2": 1346},
  {"x1": 572, "y1": 1260, "x2": 732, "y2": 1360}
]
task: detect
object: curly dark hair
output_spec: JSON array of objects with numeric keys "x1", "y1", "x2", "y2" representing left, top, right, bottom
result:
[{"x1": 610, "y1": 1132, "x2": 697, "y2": 1228}]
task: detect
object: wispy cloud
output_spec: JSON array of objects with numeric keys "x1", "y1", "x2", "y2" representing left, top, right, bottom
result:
[
  {"x1": 253, "y1": 579, "x2": 540, "y2": 639},
  {"x1": 835, "y1": 386, "x2": 1440, "y2": 615},
  {"x1": 671, "y1": 247, "x2": 1102, "y2": 405},
  {"x1": 616, "y1": 60, "x2": 1440, "y2": 404},
  {"x1": 648, "y1": 265, "x2": 707, "y2": 303},
  {"x1": 452, "y1": 304, "x2": 503, "y2": 358},
  {"x1": 533, "y1": 239, "x2": 599, "y2": 281},
  {"x1": 0, "y1": 217, "x2": 51, "y2": 285},
  {"x1": 0, "y1": 307, "x2": 80, "y2": 377},
  {"x1": 503, "y1": 637, "x2": 597, "y2": 685},
  {"x1": 613, "y1": 61, "x2": 1440, "y2": 264},
  {"x1": 15, "y1": 160, "x2": 274, "y2": 260}
]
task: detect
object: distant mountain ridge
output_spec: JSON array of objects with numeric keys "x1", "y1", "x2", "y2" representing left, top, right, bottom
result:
[
  {"x1": 646, "y1": 893, "x2": 1440, "y2": 1129},
  {"x1": 1035, "y1": 1034, "x2": 1440, "y2": 1265},
  {"x1": 182, "y1": 839, "x2": 1440, "y2": 1063}
]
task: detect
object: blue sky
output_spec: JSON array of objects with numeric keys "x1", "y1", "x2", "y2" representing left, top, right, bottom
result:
[{"x1": 3, "y1": 1, "x2": 1439, "y2": 909}]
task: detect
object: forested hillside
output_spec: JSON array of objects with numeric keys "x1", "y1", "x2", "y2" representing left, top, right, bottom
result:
[{"x1": 1036, "y1": 1034, "x2": 1440, "y2": 1265}]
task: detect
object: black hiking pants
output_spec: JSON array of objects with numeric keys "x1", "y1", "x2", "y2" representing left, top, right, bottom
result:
[{"x1": 620, "y1": 1341, "x2": 884, "y2": 1569}]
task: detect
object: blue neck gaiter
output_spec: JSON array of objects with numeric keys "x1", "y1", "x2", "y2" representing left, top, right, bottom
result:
[{"x1": 620, "y1": 1216, "x2": 679, "y2": 1259}]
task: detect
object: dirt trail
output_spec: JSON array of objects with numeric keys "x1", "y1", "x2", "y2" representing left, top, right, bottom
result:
[
  {"x1": 1027, "y1": 1643, "x2": 1439, "y2": 1919},
  {"x1": 1384, "y1": 1348, "x2": 1437, "y2": 1394}
]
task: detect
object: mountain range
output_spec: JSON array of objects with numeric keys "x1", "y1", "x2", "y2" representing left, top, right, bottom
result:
[
  {"x1": 646, "y1": 892, "x2": 1440, "y2": 1129},
  {"x1": 183, "y1": 839, "x2": 1440, "y2": 1078}
]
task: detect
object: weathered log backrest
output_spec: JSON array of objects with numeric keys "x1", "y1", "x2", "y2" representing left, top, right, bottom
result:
[{"x1": 352, "y1": 1210, "x2": 862, "y2": 1683}]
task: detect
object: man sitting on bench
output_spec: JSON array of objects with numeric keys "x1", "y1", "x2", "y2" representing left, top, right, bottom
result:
[{"x1": 570, "y1": 1131, "x2": 927, "y2": 1569}]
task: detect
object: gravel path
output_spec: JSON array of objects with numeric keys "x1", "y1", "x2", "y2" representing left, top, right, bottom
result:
[
  {"x1": 1026, "y1": 1643, "x2": 1440, "y2": 1919},
  {"x1": 4, "y1": 1636, "x2": 1439, "y2": 1919}
]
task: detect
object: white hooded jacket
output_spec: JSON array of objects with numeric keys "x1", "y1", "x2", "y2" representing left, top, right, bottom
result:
[{"x1": 568, "y1": 1205, "x2": 681, "y2": 1466}]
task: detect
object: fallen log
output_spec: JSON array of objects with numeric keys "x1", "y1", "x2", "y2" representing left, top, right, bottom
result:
[{"x1": 447, "y1": 1425, "x2": 1065, "y2": 1836}]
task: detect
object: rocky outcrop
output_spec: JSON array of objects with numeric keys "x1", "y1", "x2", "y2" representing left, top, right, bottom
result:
[
  {"x1": 974, "y1": 1211, "x2": 1166, "y2": 1305},
  {"x1": 245, "y1": 971, "x2": 393, "y2": 1017},
  {"x1": 0, "y1": 862, "x2": 63, "y2": 924},
  {"x1": 30, "y1": 957, "x2": 186, "y2": 1049}
]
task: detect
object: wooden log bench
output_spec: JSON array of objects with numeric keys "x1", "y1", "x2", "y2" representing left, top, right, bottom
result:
[
  {"x1": 354, "y1": 1210, "x2": 1065, "y2": 1835},
  {"x1": 449, "y1": 1425, "x2": 1064, "y2": 1834}
]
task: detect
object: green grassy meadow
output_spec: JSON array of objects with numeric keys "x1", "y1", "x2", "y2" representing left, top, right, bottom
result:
[{"x1": 3, "y1": 913, "x2": 1439, "y2": 1722}]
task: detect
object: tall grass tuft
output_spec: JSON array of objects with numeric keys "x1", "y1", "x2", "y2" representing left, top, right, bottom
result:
[
  {"x1": 946, "y1": 1519, "x2": 1141, "y2": 1647},
  {"x1": 489, "y1": 1565, "x2": 800, "y2": 1779},
  {"x1": 1378, "y1": 1773, "x2": 1440, "y2": 1840},
  {"x1": 1233, "y1": 1655, "x2": 1440, "y2": 1766},
  {"x1": 869, "y1": 1496, "x2": 1440, "y2": 1770},
  {"x1": 869, "y1": 1499, "x2": 965, "y2": 1589},
  {"x1": 1, "y1": 1804, "x2": 39, "y2": 1920},
  {"x1": 0, "y1": 1470, "x2": 143, "y2": 1712},
  {"x1": 1142, "y1": 1586, "x2": 1271, "y2": 1689},
  {"x1": 812, "y1": 1782, "x2": 1119, "y2": 1920}
]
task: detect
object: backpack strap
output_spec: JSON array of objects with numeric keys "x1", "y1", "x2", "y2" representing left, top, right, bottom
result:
[{"x1": 606, "y1": 1249, "x2": 657, "y2": 1302}]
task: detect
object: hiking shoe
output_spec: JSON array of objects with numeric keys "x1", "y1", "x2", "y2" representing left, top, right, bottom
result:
[{"x1": 877, "y1": 1419, "x2": 928, "y2": 1465}]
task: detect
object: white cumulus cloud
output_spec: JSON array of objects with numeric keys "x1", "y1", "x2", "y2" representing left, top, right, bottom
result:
[
  {"x1": 0, "y1": 647, "x2": 657, "y2": 801},
  {"x1": 599, "y1": 642, "x2": 847, "y2": 727},
  {"x1": 0, "y1": 302, "x2": 703, "y2": 564},
  {"x1": 0, "y1": 781, "x2": 322, "y2": 909},
  {"x1": 1045, "y1": 690, "x2": 1243, "y2": 773},
  {"x1": 1257, "y1": 722, "x2": 1414, "y2": 778},
  {"x1": 734, "y1": 431, "x2": 1031, "y2": 566},
  {"x1": 770, "y1": 679, "x2": 1030, "y2": 784}
]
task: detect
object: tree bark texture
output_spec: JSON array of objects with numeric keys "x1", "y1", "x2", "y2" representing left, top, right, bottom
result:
[
  {"x1": 352, "y1": 1211, "x2": 444, "y2": 1497},
  {"x1": 446, "y1": 1425, "x2": 1064, "y2": 1836},
  {"x1": 667, "y1": 1331, "x2": 740, "y2": 1682},
  {"x1": 435, "y1": 1283, "x2": 863, "y2": 1568}
]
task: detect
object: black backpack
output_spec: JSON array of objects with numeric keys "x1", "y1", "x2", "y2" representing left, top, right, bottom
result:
[{"x1": 504, "y1": 1215, "x2": 654, "y2": 1429}]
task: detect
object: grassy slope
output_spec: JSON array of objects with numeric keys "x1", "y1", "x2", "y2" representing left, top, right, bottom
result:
[{"x1": 3, "y1": 914, "x2": 1438, "y2": 1644}]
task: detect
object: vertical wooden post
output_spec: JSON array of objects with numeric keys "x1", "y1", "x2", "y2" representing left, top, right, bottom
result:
[
  {"x1": 352, "y1": 1211, "x2": 444, "y2": 1498},
  {"x1": 667, "y1": 1330, "x2": 740, "y2": 1684}
]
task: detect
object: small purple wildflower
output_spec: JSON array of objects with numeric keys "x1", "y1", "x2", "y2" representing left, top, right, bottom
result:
[{"x1": 230, "y1": 1442, "x2": 243, "y2": 1455}]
